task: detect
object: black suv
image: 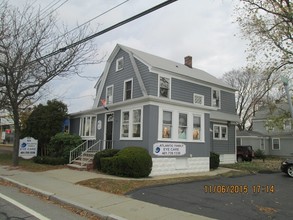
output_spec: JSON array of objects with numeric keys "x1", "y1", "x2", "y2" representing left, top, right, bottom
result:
[
  {"x1": 237, "y1": 145, "x2": 254, "y2": 162},
  {"x1": 281, "y1": 159, "x2": 293, "y2": 178}
]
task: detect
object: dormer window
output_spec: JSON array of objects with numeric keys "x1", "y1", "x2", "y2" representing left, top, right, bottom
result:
[
  {"x1": 159, "y1": 76, "x2": 170, "y2": 98},
  {"x1": 116, "y1": 57, "x2": 124, "y2": 71},
  {"x1": 212, "y1": 89, "x2": 220, "y2": 108}
]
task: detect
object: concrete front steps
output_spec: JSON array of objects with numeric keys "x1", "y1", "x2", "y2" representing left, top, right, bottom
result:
[{"x1": 67, "y1": 151, "x2": 97, "y2": 171}]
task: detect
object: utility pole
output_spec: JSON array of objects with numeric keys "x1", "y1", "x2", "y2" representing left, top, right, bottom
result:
[{"x1": 281, "y1": 76, "x2": 293, "y2": 118}]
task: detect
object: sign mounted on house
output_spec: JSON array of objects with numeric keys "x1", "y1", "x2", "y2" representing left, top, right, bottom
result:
[
  {"x1": 153, "y1": 143, "x2": 186, "y2": 156},
  {"x1": 18, "y1": 137, "x2": 38, "y2": 159}
]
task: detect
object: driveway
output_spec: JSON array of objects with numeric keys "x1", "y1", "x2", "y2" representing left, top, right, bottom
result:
[{"x1": 128, "y1": 172, "x2": 292, "y2": 220}]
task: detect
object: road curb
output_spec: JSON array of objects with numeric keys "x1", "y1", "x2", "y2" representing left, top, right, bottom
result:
[{"x1": 0, "y1": 176, "x2": 125, "y2": 220}]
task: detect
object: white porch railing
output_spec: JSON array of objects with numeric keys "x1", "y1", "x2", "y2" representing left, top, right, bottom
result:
[
  {"x1": 80, "y1": 140, "x2": 102, "y2": 166},
  {"x1": 69, "y1": 140, "x2": 100, "y2": 164},
  {"x1": 69, "y1": 140, "x2": 114, "y2": 165}
]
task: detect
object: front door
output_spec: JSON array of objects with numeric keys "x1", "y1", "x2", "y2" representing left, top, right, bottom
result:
[{"x1": 105, "y1": 113, "x2": 114, "y2": 149}]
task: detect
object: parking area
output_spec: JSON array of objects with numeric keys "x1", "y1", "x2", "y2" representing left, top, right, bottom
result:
[{"x1": 128, "y1": 172, "x2": 292, "y2": 220}]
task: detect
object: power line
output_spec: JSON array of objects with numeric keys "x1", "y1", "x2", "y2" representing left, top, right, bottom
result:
[
  {"x1": 39, "y1": 0, "x2": 68, "y2": 17},
  {"x1": 46, "y1": 0, "x2": 129, "y2": 47},
  {"x1": 33, "y1": 0, "x2": 178, "y2": 63}
]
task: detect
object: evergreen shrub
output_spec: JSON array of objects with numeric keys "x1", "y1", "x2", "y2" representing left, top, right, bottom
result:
[
  {"x1": 254, "y1": 149, "x2": 266, "y2": 161},
  {"x1": 100, "y1": 146, "x2": 152, "y2": 178},
  {"x1": 93, "y1": 149, "x2": 120, "y2": 170},
  {"x1": 210, "y1": 152, "x2": 220, "y2": 169}
]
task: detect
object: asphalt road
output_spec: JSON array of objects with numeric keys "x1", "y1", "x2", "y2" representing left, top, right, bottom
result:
[
  {"x1": 128, "y1": 172, "x2": 293, "y2": 220},
  {"x1": 0, "y1": 184, "x2": 88, "y2": 220}
]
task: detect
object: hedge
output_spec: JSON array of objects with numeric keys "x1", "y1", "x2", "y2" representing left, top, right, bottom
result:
[
  {"x1": 100, "y1": 146, "x2": 152, "y2": 178},
  {"x1": 93, "y1": 149, "x2": 120, "y2": 170},
  {"x1": 210, "y1": 152, "x2": 220, "y2": 169}
]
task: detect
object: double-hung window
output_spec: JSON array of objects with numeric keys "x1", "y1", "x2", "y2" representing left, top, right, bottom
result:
[
  {"x1": 178, "y1": 113, "x2": 187, "y2": 139},
  {"x1": 106, "y1": 85, "x2": 113, "y2": 104},
  {"x1": 121, "y1": 108, "x2": 142, "y2": 139},
  {"x1": 213, "y1": 125, "x2": 228, "y2": 140},
  {"x1": 212, "y1": 89, "x2": 220, "y2": 108},
  {"x1": 121, "y1": 112, "x2": 129, "y2": 138},
  {"x1": 80, "y1": 116, "x2": 96, "y2": 138},
  {"x1": 193, "y1": 115, "x2": 201, "y2": 140},
  {"x1": 116, "y1": 57, "x2": 124, "y2": 71},
  {"x1": 162, "y1": 111, "x2": 172, "y2": 138},
  {"x1": 272, "y1": 138, "x2": 280, "y2": 150},
  {"x1": 159, "y1": 76, "x2": 170, "y2": 98},
  {"x1": 124, "y1": 79, "x2": 133, "y2": 100}
]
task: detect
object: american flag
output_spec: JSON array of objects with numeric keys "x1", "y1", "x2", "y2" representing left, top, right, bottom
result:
[{"x1": 100, "y1": 99, "x2": 109, "y2": 110}]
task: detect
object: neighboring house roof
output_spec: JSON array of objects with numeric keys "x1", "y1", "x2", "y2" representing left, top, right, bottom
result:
[
  {"x1": 118, "y1": 44, "x2": 236, "y2": 91},
  {"x1": 254, "y1": 102, "x2": 290, "y2": 120},
  {"x1": 237, "y1": 129, "x2": 293, "y2": 138},
  {"x1": 237, "y1": 130, "x2": 266, "y2": 137}
]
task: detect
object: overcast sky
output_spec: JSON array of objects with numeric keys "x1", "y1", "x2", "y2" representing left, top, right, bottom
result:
[{"x1": 12, "y1": 0, "x2": 248, "y2": 113}]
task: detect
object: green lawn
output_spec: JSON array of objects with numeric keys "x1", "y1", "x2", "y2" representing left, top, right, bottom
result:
[
  {"x1": 222, "y1": 158, "x2": 282, "y2": 173},
  {"x1": 0, "y1": 152, "x2": 65, "y2": 172}
]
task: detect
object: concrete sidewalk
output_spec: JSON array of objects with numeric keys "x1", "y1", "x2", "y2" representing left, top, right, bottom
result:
[{"x1": 0, "y1": 166, "x2": 229, "y2": 220}]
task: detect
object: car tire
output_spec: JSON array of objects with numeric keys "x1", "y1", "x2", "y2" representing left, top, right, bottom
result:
[
  {"x1": 287, "y1": 165, "x2": 293, "y2": 178},
  {"x1": 237, "y1": 156, "x2": 243, "y2": 163}
]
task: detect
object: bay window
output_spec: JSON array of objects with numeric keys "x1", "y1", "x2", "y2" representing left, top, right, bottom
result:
[
  {"x1": 162, "y1": 111, "x2": 172, "y2": 138},
  {"x1": 80, "y1": 116, "x2": 96, "y2": 138},
  {"x1": 178, "y1": 113, "x2": 187, "y2": 139},
  {"x1": 160, "y1": 109, "x2": 204, "y2": 142},
  {"x1": 193, "y1": 115, "x2": 201, "y2": 140}
]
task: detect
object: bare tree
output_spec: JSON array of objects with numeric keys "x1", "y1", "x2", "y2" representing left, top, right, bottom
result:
[
  {"x1": 222, "y1": 68, "x2": 281, "y2": 130},
  {"x1": 236, "y1": 0, "x2": 293, "y2": 75},
  {"x1": 0, "y1": 1, "x2": 99, "y2": 166}
]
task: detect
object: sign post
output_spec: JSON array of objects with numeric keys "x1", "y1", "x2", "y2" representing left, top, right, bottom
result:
[{"x1": 19, "y1": 137, "x2": 38, "y2": 159}]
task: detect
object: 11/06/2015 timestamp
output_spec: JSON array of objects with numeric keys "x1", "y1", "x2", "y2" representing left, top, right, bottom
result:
[{"x1": 204, "y1": 185, "x2": 275, "y2": 194}]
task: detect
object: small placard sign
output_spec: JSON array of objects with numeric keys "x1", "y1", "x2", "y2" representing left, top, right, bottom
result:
[{"x1": 19, "y1": 137, "x2": 38, "y2": 159}]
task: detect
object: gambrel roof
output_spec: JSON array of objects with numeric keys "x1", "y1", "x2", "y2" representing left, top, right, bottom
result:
[{"x1": 118, "y1": 44, "x2": 235, "y2": 91}]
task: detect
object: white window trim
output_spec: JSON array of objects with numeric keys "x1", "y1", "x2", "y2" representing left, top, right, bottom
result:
[
  {"x1": 213, "y1": 124, "x2": 228, "y2": 140},
  {"x1": 120, "y1": 107, "x2": 143, "y2": 140},
  {"x1": 272, "y1": 138, "x2": 280, "y2": 150},
  {"x1": 116, "y1": 57, "x2": 124, "y2": 72},
  {"x1": 193, "y1": 93, "x2": 204, "y2": 105},
  {"x1": 158, "y1": 75, "x2": 171, "y2": 99},
  {"x1": 79, "y1": 115, "x2": 96, "y2": 139},
  {"x1": 158, "y1": 107, "x2": 205, "y2": 143},
  {"x1": 260, "y1": 138, "x2": 265, "y2": 150},
  {"x1": 123, "y1": 78, "x2": 133, "y2": 101},
  {"x1": 211, "y1": 88, "x2": 221, "y2": 108},
  {"x1": 106, "y1": 85, "x2": 114, "y2": 104}
]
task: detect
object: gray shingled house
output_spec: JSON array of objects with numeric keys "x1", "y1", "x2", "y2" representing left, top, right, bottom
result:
[
  {"x1": 69, "y1": 44, "x2": 239, "y2": 175},
  {"x1": 237, "y1": 103, "x2": 293, "y2": 157}
]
